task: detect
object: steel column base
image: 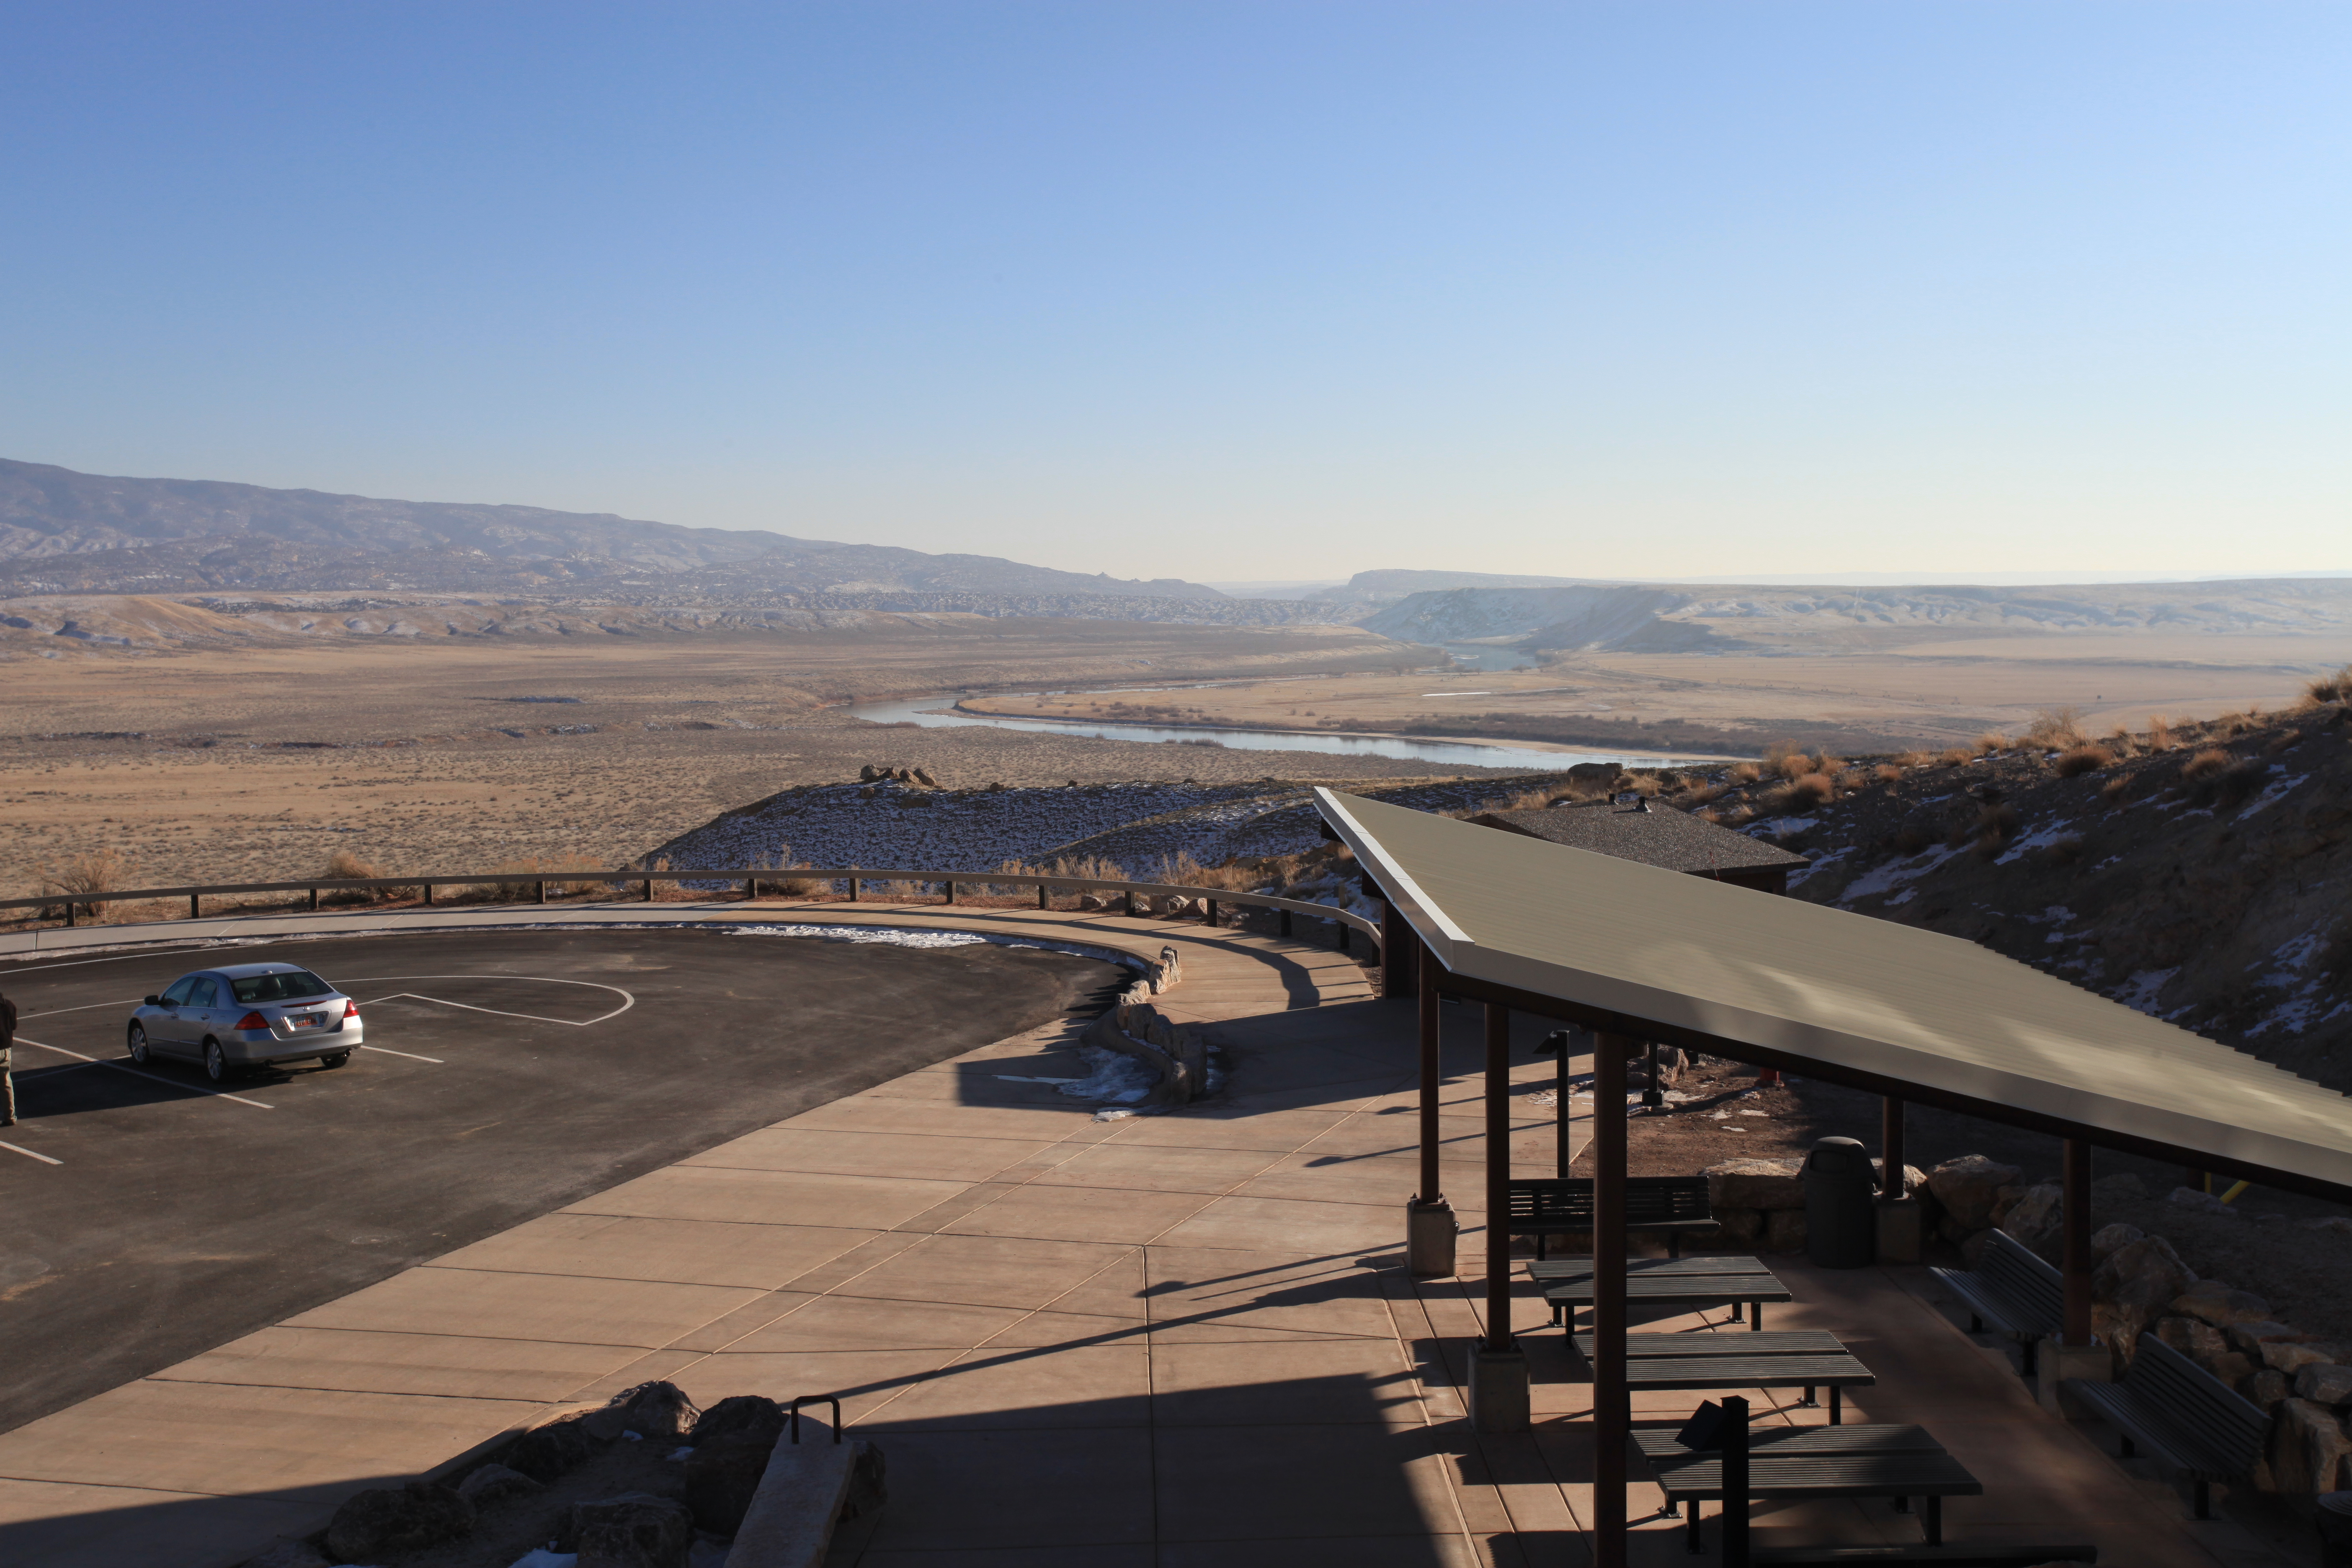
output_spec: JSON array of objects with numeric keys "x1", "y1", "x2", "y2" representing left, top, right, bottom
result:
[
  {"x1": 2037, "y1": 1338, "x2": 2111, "y2": 1416},
  {"x1": 1468, "y1": 1342, "x2": 1531, "y2": 1432},
  {"x1": 1406, "y1": 1199, "x2": 1457, "y2": 1278}
]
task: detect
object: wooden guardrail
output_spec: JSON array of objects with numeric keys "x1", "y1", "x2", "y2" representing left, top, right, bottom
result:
[{"x1": 0, "y1": 867, "x2": 1381, "y2": 953}]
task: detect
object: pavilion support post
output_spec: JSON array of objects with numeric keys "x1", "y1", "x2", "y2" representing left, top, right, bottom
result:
[
  {"x1": 1592, "y1": 1030, "x2": 1631, "y2": 1566},
  {"x1": 1469, "y1": 1001, "x2": 1528, "y2": 1431},
  {"x1": 2039, "y1": 1137, "x2": 2110, "y2": 1413},
  {"x1": 1407, "y1": 942, "x2": 1456, "y2": 1277},
  {"x1": 1876, "y1": 1095, "x2": 1922, "y2": 1263},
  {"x1": 1381, "y1": 897, "x2": 1416, "y2": 999}
]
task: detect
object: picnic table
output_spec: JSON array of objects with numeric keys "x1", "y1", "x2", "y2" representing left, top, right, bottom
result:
[
  {"x1": 1532, "y1": 1255, "x2": 1792, "y2": 1330},
  {"x1": 1635, "y1": 1423, "x2": 1983, "y2": 1550},
  {"x1": 1570, "y1": 1330, "x2": 1876, "y2": 1423}
]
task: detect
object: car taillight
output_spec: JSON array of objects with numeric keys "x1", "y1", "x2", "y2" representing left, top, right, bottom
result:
[
  {"x1": 344, "y1": 1001, "x2": 361, "y2": 1019},
  {"x1": 235, "y1": 1011, "x2": 269, "y2": 1031}
]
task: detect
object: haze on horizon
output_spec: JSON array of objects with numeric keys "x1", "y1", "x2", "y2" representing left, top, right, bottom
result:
[{"x1": 3, "y1": 2, "x2": 2345, "y2": 587}]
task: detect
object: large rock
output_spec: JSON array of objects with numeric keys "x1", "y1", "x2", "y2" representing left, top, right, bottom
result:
[
  {"x1": 1763, "y1": 1210, "x2": 1808, "y2": 1253},
  {"x1": 689, "y1": 1394, "x2": 786, "y2": 1447},
  {"x1": 2242, "y1": 1368, "x2": 2292, "y2": 1412},
  {"x1": 1998, "y1": 1182, "x2": 2065, "y2": 1258},
  {"x1": 2094, "y1": 1235, "x2": 2195, "y2": 1318},
  {"x1": 2271, "y1": 1399, "x2": 2352, "y2": 1493},
  {"x1": 2263, "y1": 1340, "x2": 2352, "y2": 1377},
  {"x1": 684, "y1": 1431, "x2": 776, "y2": 1536},
  {"x1": 2092, "y1": 1171, "x2": 2149, "y2": 1204},
  {"x1": 1705, "y1": 1158, "x2": 1806, "y2": 1211},
  {"x1": 323, "y1": 1480, "x2": 474, "y2": 1561},
  {"x1": 1714, "y1": 1207, "x2": 1764, "y2": 1248},
  {"x1": 2298, "y1": 1364, "x2": 2352, "y2": 1407},
  {"x1": 846, "y1": 1439, "x2": 889, "y2": 1519},
  {"x1": 2174, "y1": 1280, "x2": 2272, "y2": 1327},
  {"x1": 1927, "y1": 1155, "x2": 2021, "y2": 1231},
  {"x1": 505, "y1": 1412, "x2": 596, "y2": 1482},
  {"x1": 584, "y1": 1381, "x2": 698, "y2": 1443},
  {"x1": 456, "y1": 1462, "x2": 542, "y2": 1507},
  {"x1": 2089, "y1": 1222, "x2": 2144, "y2": 1259},
  {"x1": 574, "y1": 1492, "x2": 694, "y2": 1568},
  {"x1": 1867, "y1": 1161, "x2": 1927, "y2": 1198},
  {"x1": 2227, "y1": 1320, "x2": 2312, "y2": 1358}
]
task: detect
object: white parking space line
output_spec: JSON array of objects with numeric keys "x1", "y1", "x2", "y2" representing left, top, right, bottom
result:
[
  {"x1": 345, "y1": 975, "x2": 635, "y2": 1026},
  {"x1": 12, "y1": 1038, "x2": 276, "y2": 1109},
  {"x1": 19, "y1": 999, "x2": 144, "y2": 1019},
  {"x1": 0, "y1": 1140, "x2": 61, "y2": 1166},
  {"x1": 359, "y1": 1043, "x2": 445, "y2": 1063}
]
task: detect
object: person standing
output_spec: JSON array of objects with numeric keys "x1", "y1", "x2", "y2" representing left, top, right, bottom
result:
[{"x1": 0, "y1": 985, "x2": 16, "y2": 1125}]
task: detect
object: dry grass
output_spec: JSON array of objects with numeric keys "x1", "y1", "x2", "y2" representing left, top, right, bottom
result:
[
  {"x1": 1874, "y1": 764, "x2": 1906, "y2": 784},
  {"x1": 1973, "y1": 731, "x2": 2012, "y2": 754},
  {"x1": 2266, "y1": 730, "x2": 2303, "y2": 755},
  {"x1": 1729, "y1": 762, "x2": 1763, "y2": 784},
  {"x1": 2181, "y1": 747, "x2": 2234, "y2": 783},
  {"x1": 2054, "y1": 745, "x2": 2113, "y2": 779},
  {"x1": 36, "y1": 847, "x2": 130, "y2": 918},
  {"x1": 1141, "y1": 851, "x2": 1258, "y2": 891},
  {"x1": 1937, "y1": 747, "x2": 1974, "y2": 767},
  {"x1": 2306, "y1": 664, "x2": 2352, "y2": 706},
  {"x1": 1891, "y1": 750, "x2": 1934, "y2": 768},
  {"x1": 2045, "y1": 835, "x2": 2087, "y2": 868},
  {"x1": 2100, "y1": 775, "x2": 2135, "y2": 808},
  {"x1": 443, "y1": 855, "x2": 624, "y2": 903},
  {"x1": 1970, "y1": 803, "x2": 2020, "y2": 859},
  {"x1": 2026, "y1": 706, "x2": 2087, "y2": 748},
  {"x1": 2146, "y1": 714, "x2": 2176, "y2": 751},
  {"x1": 321, "y1": 847, "x2": 392, "y2": 905}
]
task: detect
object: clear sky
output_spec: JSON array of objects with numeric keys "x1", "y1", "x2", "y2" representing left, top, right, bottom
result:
[{"x1": 3, "y1": 3, "x2": 2345, "y2": 583}]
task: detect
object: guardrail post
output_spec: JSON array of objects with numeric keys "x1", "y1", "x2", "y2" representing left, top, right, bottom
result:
[
  {"x1": 65, "y1": 899, "x2": 76, "y2": 928},
  {"x1": 423, "y1": 883, "x2": 433, "y2": 906},
  {"x1": 1279, "y1": 908, "x2": 1292, "y2": 938},
  {"x1": 945, "y1": 879, "x2": 956, "y2": 904},
  {"x1": 743, "y1": 877, "x2": 755, "y2": 901},
  {"x1": 536, "y1": 880, "x2": 548, "y2": 905},
  {"x1": 1124, "y1": 890, "x2": 1138, "y2": 917},
  {"x1": 1205, "y1": 898, "x2": 1219, "y2": 927},
  {"x1": 1037, "y1": 883, "x2": 1049, "y2": 910},
  {"x1": 190, "y1": 893, "x2": 201, "y2": 920},
  {"x1": 309, "y1": 886, "x2": 320, "y2": 911},
  {"x1": 848, "y1": 875, "x2": 860, "y2": 901},
  {"x1": 642, "y1": 878, "x2": 654, "y2": 903},
  {"x1": 1338, "y1": 921, "x2": 1350, "y2": 954}
]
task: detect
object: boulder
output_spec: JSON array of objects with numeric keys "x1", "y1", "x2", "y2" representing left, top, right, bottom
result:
[
  {"x1": 2271, "y1": 1399, "x2": 2352, "y2": 1493},
  {"x1": 240, "y1": 1541, "x2": 330, "y2": 1568},
  {"x1": 2092, "y1": 1171, "x2": 2149, "y2": 1205},
  {"x1": 505, "y1": 1412, "x2": 596, "y2": 1481},
  {"x1": 1999, "y1": 1182, "x2": 2065, "y2": 1258},
  {"x1": 859, "y1": 764, "x2": 879, "y2": 781},
  {"x1": 912, "y1": 768, "x2": 937, "y2": 786},
  {"x1": 324, "y1": 1480, "x2": 474, "y2": 1561},
  {"x1": 574, "y1": 1492, "x2": 695, "y2": 1568},
  {"x1": 2094, "y1": 1235, "x2": 2195, "y2": 1317},
  {"x1": 456, "y1": 1462, "x2": 542, "y2": 1507},
  {"x1": 1927, "y1": 1155, "x2": 2021, "y2": 1231},
  {"x1": 1763, "y1": 1210, "x2": 1808, "y2": 1253},
  {"x1": 684, "y1": 1430, "x2": 777, "y2": 1536},
  {"x1": 1714, "y1": 1207, "x2": 1764, "y2": 1248},
  {"x1": 2089, "y1": 1222, "x2": 2143, "y2": 1259},
  {"x1": 2173, "y1": 1280, "x2": 2272, "y2": 1328},
  {"x1": 1077, "y1": 894, "x2": 1106, "y2": 911},
  {"x1": 2300, "y1": 1364, "x2": 2352, "y2": 1407},
  {"x1": 2167, "y1": 1186, "x2": 2239, "y2": 1217},
  {"x1": 1704, "y1": 1158, "x2": 1806, "y2": 1212},
  {"x1": 689, "y1": 1394, "x2": 786, "y2": 1447},
  {"x1": 1867, "y1": 1161, "x2": 1927, "y2": 1199},
  {"x1": 845, "y1": 1439, "x2": 889, "y2": 1519},
  {"x1": 1990, "y1": 1184, "x2": 2030, "y2": 1227},
  {"x1": 2241, "y1": 1368, "x2": 2292, "y2": 1412},
  {"x1": 2265, "y1": 1341, "x2": 2352, "y2": 1377},
  {"x1": 1958, "y1": 1228, "x2": 1998, "y2": 1267},
  {"x1": 584, "y1": 1381, "x2": 699, "y2": 1443}
]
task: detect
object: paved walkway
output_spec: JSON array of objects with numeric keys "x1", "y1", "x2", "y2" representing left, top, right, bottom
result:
[{"x1": 0, "y1": 900, "x2": 2280, "y2": 1566}]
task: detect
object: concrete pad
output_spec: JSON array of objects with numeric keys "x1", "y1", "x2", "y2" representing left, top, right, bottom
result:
[
  {"x1": 856, "y1": 1549, "x2": 1153, "y2": 1568},
  {"x1": 1021, "y1": 1140, "x2": 1281, "y2": 1194},
  {"x1": 841, "y1": 1233, "x2": 1138, "y2": 1311},
  {"x1": 940, "y1": 1183, "x2": 1217, "y2": 1245},
  {"x1": 149, "y1": 1326, "x2": 642, "y2": 1402},
  {"x1": 563, "y1": 1164, "x2": 971, "y2": 1230},
  {"x1": 862, "y1": 1344, "x2": 1151, "y2": 1430},
  {"x1": 1096, "y1": 1106, "x2": 1355, "y2": 1152},
  {"x1": 1148, "y1": 1339, "x2": 1421, "y2": 1426},
  {"x1": 977, "y1": 1309, "x2": 1153, "y2": 1349},
  {"x1": 0, "y1": 1478, "x2": 325, "y2": 1568},
  {"x1": 1143, "y1": 1246, "x2": 1399, "y2": 1339},
  {"x1": 428, "y1": 1210, "x2": 879, "y2": 1289},
  {"x1": 0, "y1": 1380, "x2": 533, "y2": 1496},
  {"x1": 562, "y1": 1348, "x2": 711, "y2": 1406},
  {"x1": 286, "y1": 1265, "x2": 761, "y2": 1348},
  {"x1": 1154, "y1": 1192, "x2": 1404, "y2": 1256},
  {"x1": 672, "y1": 1349, "x2": 959, "y2": 1426},
  {"x1": 1153, "y1": 1422, "x2": 1460, "y2": 1542},
  {"x1": 716, "y1": 1294, "x2": 1029, "y2": 1353},
  {"x1": 683, "y1": 1126, "x2": 1056, "y2": 1181},
  {"x1": 847, "y1": 1427, "x2": 1155, "y2": 1550},
  {"x1": 779, "y1": 1096, "x2": 1107, "y2": 1142}
]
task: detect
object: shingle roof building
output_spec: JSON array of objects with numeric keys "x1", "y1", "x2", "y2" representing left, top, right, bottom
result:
[{"x1": 1470, "y1": 800, "x2": 1810, "y2": 893}]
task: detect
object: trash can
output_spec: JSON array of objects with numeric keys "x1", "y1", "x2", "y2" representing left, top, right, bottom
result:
[{"x1": 1804, "y1": 1136, "x2": 1878, "y2": 1268}]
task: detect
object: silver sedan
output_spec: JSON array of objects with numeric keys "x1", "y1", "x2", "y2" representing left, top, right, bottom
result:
[{"x1": 129, "y1": 962, "x2": 365, "y2": 1081}]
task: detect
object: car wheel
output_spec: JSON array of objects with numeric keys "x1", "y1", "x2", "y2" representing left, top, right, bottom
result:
[
  {"x1": 128, "y1": 1024, "x2": 152, "y2": 1065},
  {"x1": 204, "y1": 1039, "x2": 230, "y2": 1083},
  {"x1": 322, "y1": 1052, "x2": 351, "y2": 1068}
]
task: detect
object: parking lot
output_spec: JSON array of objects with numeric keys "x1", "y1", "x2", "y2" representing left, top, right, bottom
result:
[{"x1": 0, "y1": 925, "x2": 1125, "y2": 1434}]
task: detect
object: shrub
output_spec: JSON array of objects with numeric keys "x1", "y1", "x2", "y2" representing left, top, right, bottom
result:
[
  {"x1": 2026, "y1": 707, "x2": 2086, "y2": 748},
  {"x1": 2045, "y1": 836, "x2": 2086, "y2": 868},
  {"x1": 1729, "y1": 761, "x2": 1763, "y2": 783},
  {"x1": 1974, "y1": 732, "x2": 2010, "y2": 754},
  {"x1": 2181, "y1": 747, "x2": 2233, "y2": 783},
  {"x1": 2215, "y1": 759, "x2": 2271, "y2": 809},
  {"x1": 1892, "y1": 750, "x2": 1934, "y2": 768},
  {"x1": 1972, "y1": 803, "x2": 2019, "y2": 856},
  {"x1": 1786, "y1": 773, "x2": 1834, "y2": 807},
  {"x1": 2306, "y1": 664, "x2": 2352, "y2": 706},
  {"x1": 1937, "y1": 747, "x2": 1974, "y2": 766},
  {"x1": 2266, "y1": 730, "x2": 2302, "y2": 755},
  {"x1": 2054, "y1": 746, "x2": 2112, "y2": 779},
  {"x1": 2100, "y1": 775, "x2": 2134, "y2": 807},
  {"x1": 2146, "y1": 715, "x2": 2175, "y2": 751},
  {"x1": 1875, "y1": 764, "x2": 1905, "y2": 784},
  {"x1": 1890, "y1": 825, "x2": 1932, "y2": 854},
  {"x1": 38, "y1": 848, "x2": 130, "y2": 919},
  {"x1": 320, "y1": 847, "x2": 392, "y2": 904}
]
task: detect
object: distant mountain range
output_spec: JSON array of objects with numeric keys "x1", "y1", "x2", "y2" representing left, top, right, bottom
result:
[{"x1": 0, "y1": 459, "x2": 1225, "y2": 603}]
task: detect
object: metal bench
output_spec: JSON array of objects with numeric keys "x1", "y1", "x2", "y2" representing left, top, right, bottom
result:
[
  {"x1": 2064, "y1": 1332, "x2": 2266, "y2": 1519},
  {"x1": 1650, "y1": 1448, "x2": 1982, "y2": 1551},
  {"x1": 1751, "y1": 1548, "x2": 2094, "y2": 1565},
  {"x1": 1506, "y1": 1175, "x2": 1715, "y2": 1259},
  {"x1": 1928, "y1": 1230, "x2": 2062, "y2": 1374}
]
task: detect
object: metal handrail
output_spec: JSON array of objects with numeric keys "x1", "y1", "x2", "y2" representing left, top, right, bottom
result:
[{"x1": 2, "y1": 865, "x2": 1380, "y2": 951}]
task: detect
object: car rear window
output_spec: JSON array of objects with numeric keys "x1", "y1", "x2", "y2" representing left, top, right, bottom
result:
[{"x1": 230, "y1": 971, "x2": 333, "y2": 1004}]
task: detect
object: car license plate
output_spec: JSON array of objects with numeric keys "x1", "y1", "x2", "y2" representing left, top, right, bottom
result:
[{"x1": 289, "y1": 1014, "x2": 320, "y2": 1029}]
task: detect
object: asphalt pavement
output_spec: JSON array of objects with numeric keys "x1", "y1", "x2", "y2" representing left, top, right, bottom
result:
[{"x1": 0, "y1": 925, "x2": 1125, "y2": 1434}]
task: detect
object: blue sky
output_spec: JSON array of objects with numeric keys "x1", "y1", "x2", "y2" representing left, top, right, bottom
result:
[{"x1": 3, "y1": 3, "x2": 2345, "y2": 583}]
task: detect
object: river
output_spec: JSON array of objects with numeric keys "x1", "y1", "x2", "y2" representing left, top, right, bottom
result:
[{"x1": 844, "y1": 686, "x2": 1667, "y2": 772}]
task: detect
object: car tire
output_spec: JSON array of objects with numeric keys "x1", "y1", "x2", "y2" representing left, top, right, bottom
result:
[
  {"x1": 128, "y1": 1024, "x2": 152, "y2": 1065},
  {"x1": 322, "y1": 1052, "x2": 351, "y2": 1068},
  {"x1": 204, "y1": 1039, "x2": 230, "y2": 1083}
]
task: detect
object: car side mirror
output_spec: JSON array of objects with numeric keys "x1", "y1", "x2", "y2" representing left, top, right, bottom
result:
[{"x1": 144, "y1": 995, "x2": 162, "y2": 1006}]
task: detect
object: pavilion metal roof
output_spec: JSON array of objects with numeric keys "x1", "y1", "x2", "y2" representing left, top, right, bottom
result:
[
  {"x1": 1316, "y1": 787, "x2": 2352, "y2": 1202},
  {"x1": 1473, "y1": 800, "x2": 1810, "y2": 876}
]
